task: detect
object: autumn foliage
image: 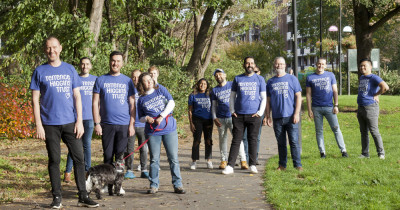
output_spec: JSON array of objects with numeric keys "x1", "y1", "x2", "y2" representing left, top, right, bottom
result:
[{"x1": 0, "y1": 78, "x2": 34, "y2": 139}]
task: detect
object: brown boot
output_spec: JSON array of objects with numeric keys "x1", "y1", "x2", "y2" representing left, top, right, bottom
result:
[
  {"x1": 219, "y1": 161, "x2": 227, "y2": 169},
  {"x1": 64, "y1": 172, "x2": 71, "y2": 183},
  {"x1": 241, "y1": 161, "x2": 249, "y2": 170}
]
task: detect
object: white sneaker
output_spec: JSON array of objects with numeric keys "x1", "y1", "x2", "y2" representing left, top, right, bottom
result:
[
  {"x1": 250, "y1": 165, "x2": 258, "y2": 174},
  {"x1": 137, "y1": 165, "x2": 141, "y2": 171},
  {"x1": 379, "y1": 155, "x2": 385, "y2": 160},
  {"x1": 207, "y1": 161, "x2": 213, "y2": 169},
  {"x1": 190, "y1": 162, "x2": 196, "y2": 170},
  {"x1": 222, "y1": 165, "x2": 234, "y2": 175},
  {"x1": 119, "y1": 187, "x2": 125, "y2": 195}
]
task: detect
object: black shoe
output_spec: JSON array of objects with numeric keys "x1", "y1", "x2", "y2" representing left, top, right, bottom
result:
[
  {"x1": 320, "y1": 153, "x2": 326, "y2": 158},
  {"x1": 342, "y1": 152, "x2": 348, "y2": 157},
  {"x1": 78, "y1": 193, "x2": 99, "y2": 208},
  {"x1": 50, "y1": 196, "x2": 62, "y2": 209},
  {"x1": 174, "y1": 187, "x2": 186, "y2": 194}
]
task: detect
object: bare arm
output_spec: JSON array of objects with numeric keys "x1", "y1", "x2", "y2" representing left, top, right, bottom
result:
[
  {"x1": 188, "y1": 105, "x2": 195, "y2": 133},
  {"x1": 229, "y1": 91, "x2": 237, "y2": 117},
  {"x1": 32, "y1": 90, "x2": 45, "y2": 140},
  {"x1": 332, "y1": 84, "x2": 339, "y2": 114},
  {"x1": 374, "y1": 81, "x2": 389, "y2": 103},
  {"x1": 264, "y1": 96, "x2": 273, "y2": 127},
  {"x1": 72, "y1": 88, "x2": 84, "y2": 139},
  {"x1": 128, "y1": 95, "x2": 136, "y2": 137},
  {"x1": 293, "y1": 92, "x2": 302, "y2": 124},
  {"x1": 306, "y1": 87, "x2": 313, "y2": 118},
  {"x1": 92, "y1": 93, "x2": 102, "y2": 136},
  {"x1": 212, "y1": 100, "x2": 222, "y2": 127}
]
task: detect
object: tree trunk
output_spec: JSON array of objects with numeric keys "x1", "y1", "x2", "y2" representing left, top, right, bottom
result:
[
  {"x1": 134, "y1": 19, "x2": 145, "y2": 62},
  {"x1": 105, "y1": 0, "x2": 116, "y2": 50},
  {"x1": 353, "y1": 1, "x2": 372, "y2": 64},
  {"x1": 125, "y1": 0, "x2": 133, "y2": 63},
  {"x1": 88, "y1": 0, "x2": 104, "y2": 55},
  {"x1": 69, "y1": 0, "x2": 78, "y2": 16},
  {"x1": 86, "y1": 0, "x2": 93, "y2": 18}
]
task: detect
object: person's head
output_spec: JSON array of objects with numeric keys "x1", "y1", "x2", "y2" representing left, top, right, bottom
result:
[
  {"x1": 288, "y1": 68, "x2": 294, "y2": 75},
  {"x1": 109, "y1": 51, "x2": 124, "y2": 74},
  {"x1": 243, "y1": 56, "x2": 256, "y2": 75},
  {"x1": 131, "y1": 69, "x2": 141, "y2": 87},
  {"x1": 194, "y1": 78, "x2": 210, "y2": 94},
  {"x1": 137, "y1": 72, "x2": 157, "y2": 96},
  {"x1": 316, "y1": 58, "x2": 327, "y2": 74},
  {"x1": 148, "y1": 66, "x2": 159, "y2": 82},
  {"x1": 213, "y1": 69, "x2": 226, "y2": 84},
  {"x1": 44, "y1": 36, "x2": 62, "y2": 63},
  {"x1": 274, "y1": 57, "x2": 286, "y2": 75},
  {"x1": 254, "y1": 66, "x2": 261, "y2": 75},
  {"x1": 359, "y1": 58, "x2": 372, "y2": 76},
  {"x1": 79, "y1": 57, "x2": 92, "y2": 75}
]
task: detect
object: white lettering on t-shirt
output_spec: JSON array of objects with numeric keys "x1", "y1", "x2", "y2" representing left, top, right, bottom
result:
[
  {"x1": 143, "y1": 95, "x2": 167, "y2": 113},
  {"x1": 104, "y1": 83, "x2": 127, "y2": 104},
  {"x1": 215, "y1": 89, "x2": 230, "y2": 103},
  {"x1": 238, "y1": 82, "x2": 257, "y2": 100},
  {"x1": 195, "y1": 97, "x2": 211, "y2": 112},
  {"x1": 45, "y1": 74, "x2": 71, "y2": 98},
  {"x1": 359, "y1": 79, "x2": 369, "y2": 96},
  {"x1": 311, "y1": 77, "x2": 331, "y2": 93},
  {"x1": 82, "y1": 81, "x2": 95, "y2": 96},
  {"x1": 271, "y1": 82, "x2": 289, "y2": 98}
]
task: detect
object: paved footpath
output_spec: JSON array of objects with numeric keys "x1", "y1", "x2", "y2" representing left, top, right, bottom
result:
[{"x1": 6, "y1": 125, "x2": 278, "y2": 210}]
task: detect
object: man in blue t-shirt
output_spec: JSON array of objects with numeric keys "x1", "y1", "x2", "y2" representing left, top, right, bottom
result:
[
  {"x1": 124, "y1": 69, "x2": 149, "y2": 179},
  {"x1": 64, "y1": 57, "x2": 98, "y2": 183},
  {"x1": 306, "y1": 58, "x2": 347, "y2": 158},
  {"x1": 357, "y1": 58, "x2": 389, "y2": 159},
  {"x1": 92, "y1": 51, "x2": 136, "y2": 165},
  {"x1": 222, "y1": 57, "x2": 266, "y2": 175},
  {"x1": 211, "y1": 69, "x2": 247, "y2": 170},
  {"x1": 30, "y1": 36, "x2": 98, "y2": 208},
  {"x1": 264, "y1": 57, "x2": 302, "y2": 171}
]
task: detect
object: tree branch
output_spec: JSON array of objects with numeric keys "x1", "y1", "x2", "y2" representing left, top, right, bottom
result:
[{"x1": 370, "y1": 5, "x2": 400, "y2": 33}]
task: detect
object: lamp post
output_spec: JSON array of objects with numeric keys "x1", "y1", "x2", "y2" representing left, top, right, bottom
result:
[
  {"x1": 339, "y1": 0, "x2": 342, "y2": 95},
  {"x1": 320, "y1": 0, "x2": 322, "y2": 57},
  {"x1": 342, "y1": 26, "x2": 353, "y2": 95}
]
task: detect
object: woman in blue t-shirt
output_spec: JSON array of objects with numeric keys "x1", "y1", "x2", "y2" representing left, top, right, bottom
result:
[
  {"x1": 188, "y1": 78, "x2": 213, "y2": 170},
  {"x1": 136, "y1": 72, "x2": 185, "y2": 194}
]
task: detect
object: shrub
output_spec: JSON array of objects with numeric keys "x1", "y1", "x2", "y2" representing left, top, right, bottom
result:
[{"x1": 0, "y1": 77, "x2": 34, "y2": 139}]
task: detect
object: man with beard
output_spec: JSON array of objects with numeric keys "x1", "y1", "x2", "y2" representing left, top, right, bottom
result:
[
  {"x1": 264, "y1": 57, "x2": 302, "y2": 171},
  {"x1": 222, "y1": 57, "x2": 266, "y2": 175},
  {"x1": 210, "y1": 69, "x2": 248, "y2": 170}
]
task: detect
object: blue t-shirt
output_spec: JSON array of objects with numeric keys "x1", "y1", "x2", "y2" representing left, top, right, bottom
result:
[
  {"x1": 93, "y1": 73, "x2": 135, "y2": 125},
  {"x1": 210, "y1": 81, "x2": 232, "y2": 118},
  {"x1": 29, "y1": 62, "x2": 82, "y2": 125},
  {"x1": 357, "y1": 74, "x2": 383, "y2": 106},
  {"x1": 138, "y1": 88, "x2": 176, "y2": 136},
  {"x1": 188, "y1": 93, "x2": 212, "y2": 119},
  {"x1": 134, "y1": 87, "x2": 145, "y2": 128},
  {"x1": 306, "y1": 71, "x2": 336, "y2": 107},
  {"x1": 80, "y1": 74, "x2": 97, "y2": 120},
  {"x1": 231, "y1": 73, "x2": 266, "y2": 115},
  {"x1": 267, "y1": 74, "x2": 302, "y2": 119}
]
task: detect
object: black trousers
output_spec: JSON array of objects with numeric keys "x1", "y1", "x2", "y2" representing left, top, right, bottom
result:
[
  {"x1": 228, "y1": 114, "x2": 261, "y2": 166},
  {"x1": 191, "y1": 116, "x2": 213, "y2": 160},
  {"x1": 43, "y1": 123, "x2": 86, "y2": 197},
  {"x1": 101, "y1": 124, "x2": 129, "y2": 164}
]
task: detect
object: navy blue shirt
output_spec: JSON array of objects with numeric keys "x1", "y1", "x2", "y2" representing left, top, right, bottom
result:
[
  {"x1": 306, "y1": 71, "x2": 336, "y2": 107},
  {"x1": 210, "y1": 81, "x2": 232, "y2": 118},
  {"x1": 188, "y1": 93, "x2": 212, "y2": 119}
]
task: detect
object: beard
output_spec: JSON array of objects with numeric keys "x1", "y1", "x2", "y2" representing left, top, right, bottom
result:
[
  {"x1": 245, "y1": 66, "x2": 254, "y2": 74},
  {"x1": 274, "y1": 68, "x2": 286, "y2": 75},
  {"x1": 216, "y1": 77, "x2": 224, "y2": 84}
]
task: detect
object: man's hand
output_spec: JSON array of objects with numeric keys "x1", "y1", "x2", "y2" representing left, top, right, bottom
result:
[
  {"x1": 293, "y1": 114, "x2": 300, "y2": 124},
  {"x1": 190, "y1": 123, "x2": 196, "y2": 133},
  {"x1": 332, "y1": 106, "x2": 339, "y2": 114},
  {"x1": 308, "y1": 110, "x2": 314, "y2": 119},
  {"x1": 214, "y1": 118, "x2": 222, "y2": 127},
  {"x1": 252, "y1": 113, "x2": 260, "y2": 118},
  {"x1": 74, "y1": 121, "x2": 84, "y2": 139},
  {"x1": 36, "y1": 125, "x2": 46, "y2": 140},
  {"x1": 146, "y1": 116, "x2": 155, "y2": 124},
  {"x1": 373, "y1": 95, "x2": 380, "y2": 103},
  {"x1": 232, "y1": 112, "x2": 237, "y2": 118},
  {"x1": 155, "y1": 116, "x2": 163, "y2": 125},
  {"x1": 95, "y1": 124, "x2": 102, "y2": 136},
  {"x1": 266, "y1": 117, "x2": 273, "y2": 127},
  {"x1": 128, "y1": 124, "x2": 135, "y2": 137}
]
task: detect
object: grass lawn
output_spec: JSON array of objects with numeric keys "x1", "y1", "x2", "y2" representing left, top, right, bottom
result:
[{"x1": 264, "y1": 95, "x2": 400, "y2": 209}]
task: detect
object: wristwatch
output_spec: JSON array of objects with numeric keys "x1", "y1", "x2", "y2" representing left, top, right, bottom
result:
[
  {"x1": 334, "y1": 104, "x2": 339, "y2": 107},
  {"x1": 94, "y1": 122, "x2": 101, "y2": 126}
]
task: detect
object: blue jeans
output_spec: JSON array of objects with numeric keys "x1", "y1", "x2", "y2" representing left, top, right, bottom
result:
[
  {"x1": 147, "y1": 130, "x2": 182, "y2": 189},
  {"x1": 272, "y1": 117, "x2": 302, "y2": 168},
  {"x1": 65, "y1": 120, "x2": 93, "y2": 172},
  {"x1": 312, "y1": 106, "x2": 346, "y2": 154}
]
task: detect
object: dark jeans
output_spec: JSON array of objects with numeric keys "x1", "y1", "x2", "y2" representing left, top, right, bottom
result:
[
  {"x1": 125, "y1": 127, "x2": 147, "y2": 171},
  {"x1": 101, "y1": 124, "x2": 129, "y2": 164},
  {"x1": 191, "y1": 116, "x2": 213, "y2": 160},
  {"x1": 228, "y1": 114, "x2": 261, "y2": 167},
  {"x1": 43, "y1": 123, "x2": 86, "y2": 197},
  {"x1": 272, "y1": 117, "x2": 302, "y2": 168},
  {"x1": 357, "y1": 103, "x2": 385, "y2": 156}
]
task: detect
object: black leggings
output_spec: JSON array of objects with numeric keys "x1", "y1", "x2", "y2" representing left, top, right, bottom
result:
[{"x1": 191, "y1": 115, "x2": 213, "y2": 160}]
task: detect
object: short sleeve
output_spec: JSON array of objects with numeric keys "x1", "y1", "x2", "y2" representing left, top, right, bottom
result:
[
  {"x1": 93, "y1": 77, "x2": 101, "y2": 93},
  {"x1": 259, "y1": 76, "x2": 266, "y2": 92},
  {"x1": 266, "y1": 80, "x2": 272, "y2": 97},
  {"x1": 231, "y1": 77, "x2": 238, "y2": 92},
  {"x1": 71, "y1": 67, "x2": 82, "y2": 89},
  {"x1": 293, "y1": 76, "x2": 302, "y2": 93},
  {"x1": 188, "y1": 94, "x2": 194, "y2": 106},
  {"x1": 305, "y1": 75, "x2": 311, "y2": 87},
  {"x1": 161, "y1": 86, "x2": 173, "y2": 101},
  {"x1": 128, "y1": 80, "x2": 135, "y2": 97},
  {"x1": 29, "y1": 69, "x2": 40, "y2": 90},
  {"x1": 330, "y1": 73, "x2": 337, "y2": 85},
  {"x1": 210, "y1": 89, "x2": 216, "y2": 101}
]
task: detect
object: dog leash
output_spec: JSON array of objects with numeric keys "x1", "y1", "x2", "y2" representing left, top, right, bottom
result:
[{"x1": 121, "y1": 114, "x2": 171, "y2": 161}]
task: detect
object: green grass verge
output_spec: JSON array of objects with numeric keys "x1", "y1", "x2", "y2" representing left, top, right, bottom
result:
[{"x1": 264, "y1": 95, "x2": 400, "y2": 209}]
